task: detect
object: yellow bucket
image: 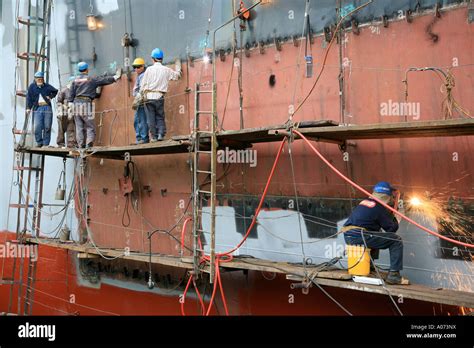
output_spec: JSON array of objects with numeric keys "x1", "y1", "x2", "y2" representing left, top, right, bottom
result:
[{"x1": 346, "y1": 245, "x2": 371, "y2": 276}]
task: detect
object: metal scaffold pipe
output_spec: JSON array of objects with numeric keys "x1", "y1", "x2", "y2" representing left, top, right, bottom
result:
[{"x1": 211, "y1": 0, "x2": 262, "y2": 89}]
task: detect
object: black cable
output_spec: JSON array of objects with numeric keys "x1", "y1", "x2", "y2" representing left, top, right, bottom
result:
[
  {"x1": 121, "y1": 161, "x2": 137, "y2": 228},
  {"x1": 304, "y1": 1, "x2": 312, "y2": 58},
  {"x1": 121, "y1": 195, "x2": 131, "y2": 227}
]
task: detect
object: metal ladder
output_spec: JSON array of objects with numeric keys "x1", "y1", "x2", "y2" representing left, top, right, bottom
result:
[
  {"x1": 23, "y1": 248, "x2": 38, "y2": 316},
  {"x1": 192, "y1": 82, "x2": 218, "y2": 283},
  {"x1": 6, "y1": 0, "x2": 52, "y2": 315}
]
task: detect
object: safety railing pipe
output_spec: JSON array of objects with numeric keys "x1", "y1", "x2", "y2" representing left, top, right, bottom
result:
[{"x1": 211, "y1": 0, "x2": 262, "y2": 87}]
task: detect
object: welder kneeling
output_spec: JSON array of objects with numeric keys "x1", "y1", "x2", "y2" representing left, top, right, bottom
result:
[{"x1": 342, "y1": 181, "x2": 410, "y2": 285}]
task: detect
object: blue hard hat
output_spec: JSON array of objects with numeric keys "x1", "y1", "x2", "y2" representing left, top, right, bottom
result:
[
  {"x1": 34, "y1": 71, "x2": 44, "y2": 78},
  {"x1": 77, "y1": 61, "x2": 89, "y2": 72},
  {"x1": 373, "y1": 181, "x2": 395, "y2": 195},
  {"x1": 151, "y1": 48, "x2": 164, "y2": 60}
]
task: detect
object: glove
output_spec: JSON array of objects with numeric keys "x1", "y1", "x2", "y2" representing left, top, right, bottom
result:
[
  {"x1": 175, "y1": 58, "x2": 182, "y2": 76},
  {"x1": 114, "y1": 67, "x2": 123, "y2": 81},
  {"x1": 57, "y1": 103, "x2": 64, "y2": 117},
  {"x1": 67, "y1": 102, "x2": 74, "y2": 120}
]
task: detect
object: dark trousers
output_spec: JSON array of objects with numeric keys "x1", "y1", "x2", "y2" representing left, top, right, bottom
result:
[
  {"x1": 144, "y1": 98, "x2": 166, "y2": 139},
  {"x1": 56, "y1": 116, "x2": 77, "y2": 147},
  {"x1": 73, "y1": 100, "x2": 95, "y2": 147},
  {"x1": 344, "y1": 231, "x2": 403, "y2": 271}
]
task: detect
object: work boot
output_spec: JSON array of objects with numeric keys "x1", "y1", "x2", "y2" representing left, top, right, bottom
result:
[
  {"x1": 137, "y1": 140, "x2": 146, "y2": 145},
  {"x1": 86, "y1": 142, "x2": 93, "y2": 149},
  {"x1": 150, "y1": 138, "x2": 158, "y2": 143},
  {"x1": 386, "y1": 271, "x2": 410, "y2": 285},
  {"x1": 157, "y1": 134, "x2": 164, "y2": 141},
  {"x1": 370, "y1": 262, "x2": 377, "y2": 272}
]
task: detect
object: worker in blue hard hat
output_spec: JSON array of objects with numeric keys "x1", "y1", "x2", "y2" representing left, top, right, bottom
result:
[
  {"x1": 55, "y1": 76, "x2": 77, "y2": 148},
  {"x1": 341, "y1": 181, "x2": 410, "y2": 285},
  {"x1": 68, "y1": 61, "x2": 122, "y2": 148},
  {"x1": 26, "y1": 71, "x2": 58, "y2": 147},
  {"x1": 139, "y1": 48, "x2": 181, "y2": 142}
]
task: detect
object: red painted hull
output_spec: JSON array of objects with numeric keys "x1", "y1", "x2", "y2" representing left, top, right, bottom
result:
[
  {"x1": 0, "y1": 231, "x2": 464, "y2": 315},
  {"x1": 2, "y1": 6, "x2": 473, "y2": 315}
]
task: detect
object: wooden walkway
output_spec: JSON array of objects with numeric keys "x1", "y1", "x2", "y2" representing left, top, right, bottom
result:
[
  {"x1": 17, "y1": 119, "x2": 474, "y2": 160},
  {"x1": 28, "y1": 237, "x2": 474, "y2": 308}
]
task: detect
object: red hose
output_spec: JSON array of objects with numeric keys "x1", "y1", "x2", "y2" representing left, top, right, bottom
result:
[
  {"x1": 192, "y1": 277, "x2": 206, "y2": 315},
  {"x1": 205, "y1": 266, "x2": 220, "y2": 316},
  {"x1": 180, "y1": 217, "x2": 193, "y2": 256},
  {"x1": 181, "y1": 275, "x2": 193, "y2": 316},
  {"x1": 216, "y1": 260, "x2": 229, "y2": 315},
  {"x1": 182, "y1": 138, "x2": 288, "y2": 316},
  {"x1": 293, "y1": 129, "x2": 474, "y2": 249},
  {"x1": 220, "y1": 138, "x2": 288, "y2": 257},
  {"x1": 202, "y1": 138, "x2": 288, "y2": 315}
]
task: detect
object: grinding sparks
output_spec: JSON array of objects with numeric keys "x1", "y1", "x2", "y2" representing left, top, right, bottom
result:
[
  {"x1": 408, "y1": 195, "x2": 473, "y2": 240},
  {"x1": 409, "y1": 197, "x2": 422, "y2": 207}
]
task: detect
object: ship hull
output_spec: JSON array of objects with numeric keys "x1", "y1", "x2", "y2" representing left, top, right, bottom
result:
[{"x1": 1, "y1": 3, "x2": 473, "y2": 315}]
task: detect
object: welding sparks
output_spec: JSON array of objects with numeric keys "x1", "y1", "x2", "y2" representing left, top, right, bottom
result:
[
  {"x1": 407, "y1": 195, "x2": 473, "y2": 240},
  {"x1": 409, "y1": 197, "x2": 422, "y2": 207}
]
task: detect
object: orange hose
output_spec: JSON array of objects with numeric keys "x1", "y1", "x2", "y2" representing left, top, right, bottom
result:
[
  {"x1": 220, "y1": 138, "x2": 287, "y2": 257},
  {"x1": 180, "y1": 217, "x2": 193, "y2": 256},
  {"x1": 192, "y1": 277, "x2": 206, "y2": 315},
  {"x1": 202, "y1": 138, "x2": 288, "y2": 315},
  {"x1": 181, "y1": 275, "x2": 193, "y2": 316},
  {"x1": 293, "y1": 129, "x2": 474, "y2": 249},
  {"x1": 216, "y1": 260, "x2": 229, "y2": 315}
]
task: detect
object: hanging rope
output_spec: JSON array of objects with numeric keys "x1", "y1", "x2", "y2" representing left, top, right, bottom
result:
[{"x1": 403, "y1": 67, "x2": 472, "y2": 120}]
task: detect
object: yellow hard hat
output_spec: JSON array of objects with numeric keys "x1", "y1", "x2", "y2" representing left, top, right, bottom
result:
[{"x1": 132, "y1": 57, "x2": 145, "y2": 67}]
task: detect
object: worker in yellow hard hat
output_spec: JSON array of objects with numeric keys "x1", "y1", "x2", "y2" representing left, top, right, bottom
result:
[{"x1": 131, "y1": 57, "x2": 149, "y2": 144}]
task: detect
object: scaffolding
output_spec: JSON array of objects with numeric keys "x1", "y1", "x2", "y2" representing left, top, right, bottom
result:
[
  {"x1": 5, "y1": 0, "x2": 53, "y2": 316},
  {"x1": 5, "y1": 0, "x2": 474, "y2": 315}
]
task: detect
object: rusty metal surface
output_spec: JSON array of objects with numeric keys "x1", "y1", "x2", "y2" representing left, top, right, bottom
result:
[{"x1": 67, "y1": 8, "x2": 474, "y2": 262}]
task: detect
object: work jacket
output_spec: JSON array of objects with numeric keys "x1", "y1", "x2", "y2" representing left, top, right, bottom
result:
[
  {"x1": 133, "y1": 70, "x2": 145, "y2": 97},
  {"x1": 57, "y1": 86, "x2": 70, "y2": 104},
  {"x1": 343, "y1": 198, "x2": 399, "y2": 235},
  {"x1": 68, "y1": 73, "x2": 116, "y2": 102},
  {"x1": 26, "y1": 82, "x2": 58, "y2": 109},
  {"x1": 140, "y1": 62, "x2": 181, "y2": 100}
]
